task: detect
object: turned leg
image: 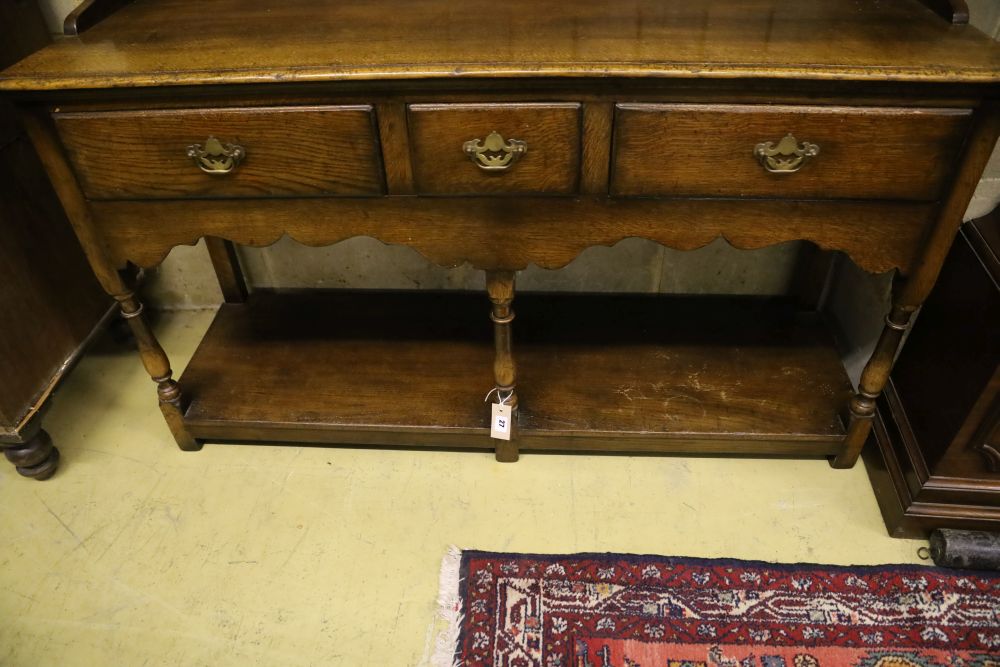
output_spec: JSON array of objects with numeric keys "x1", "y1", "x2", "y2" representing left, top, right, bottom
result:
[
  {"x1": 828, "y1": 108, "x2": 1000, "y2": 468},
  {"x1": 832, "y1": 301, "x2": 916, "y2": 468},
  {"x1": 3, "y1": 428, "x2": 60, "y2": 481},
  {"x1": 486, "y1": 271, "x2": 519, "y2": 462},
  {"x1": 19, "y1": 113, "x2": 201, "y2": 453},
  {"x1": 114, "y1": 290, "x2": 201, "y2": 451}
]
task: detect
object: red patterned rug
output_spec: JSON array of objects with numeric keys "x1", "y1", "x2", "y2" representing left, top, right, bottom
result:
[{"x1": 431, "y1": 549, "x2": 1000, "y2": 667}]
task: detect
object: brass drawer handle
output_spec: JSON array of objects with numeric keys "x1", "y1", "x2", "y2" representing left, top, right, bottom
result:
[
  {"x1": 463, "y1": 131, "x2": 527, "y2": 171},
  {"x1": 186, "y1": 136, "x2": 246, "y2": 174},
  {"x1": 754, "y1": 133, "x2": 819, "y2": 174}
]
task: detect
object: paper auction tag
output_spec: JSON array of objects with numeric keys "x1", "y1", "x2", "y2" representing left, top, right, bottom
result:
[{"x1": 491, "y1": 402, "x2": 512, "y2": 441}]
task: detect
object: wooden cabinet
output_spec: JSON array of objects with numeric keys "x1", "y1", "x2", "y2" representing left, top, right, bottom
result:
[
  {"x1": 865, "y1": 208, "x2": 1000, "y2": 538},
  {"x1": 0, "y1": 0, "x2": 110, "y2": 480},
  {"x1": 0, "y1": 0, "x2": 997, "y2": 468}
]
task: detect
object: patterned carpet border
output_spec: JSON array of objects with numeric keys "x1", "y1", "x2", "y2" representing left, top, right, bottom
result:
[
  {"x1": 432, "y1": 548, "x2": 1000, "y2": 667},
  {"x1": 459, "y1": 549, "x2": 986, "y2": 577}
]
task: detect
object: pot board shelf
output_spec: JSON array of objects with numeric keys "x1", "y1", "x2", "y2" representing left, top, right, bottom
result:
[{"x1": 178, "y1": 290, "x2": 851, "y2": 456}]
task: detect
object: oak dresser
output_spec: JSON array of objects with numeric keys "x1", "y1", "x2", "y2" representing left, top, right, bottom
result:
[{"x1": 1, "y1": 0, "x2": 998, "y2": 467}]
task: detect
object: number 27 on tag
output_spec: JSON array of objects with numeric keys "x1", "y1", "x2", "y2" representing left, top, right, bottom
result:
[{"x1": 491, "y1": 403, "x2": 513, "y2": 441}]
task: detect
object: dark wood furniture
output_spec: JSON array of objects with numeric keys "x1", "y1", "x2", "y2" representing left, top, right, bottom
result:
[
  {"x1": 865, "y1": 208, "x2": 1000, "y2": 537},
  {"x1": 1, "y1": 0, "x2": 998, "y2": 465},
  {"x1": 0, "y1": 0, "x2": 111, "y2": 480}
]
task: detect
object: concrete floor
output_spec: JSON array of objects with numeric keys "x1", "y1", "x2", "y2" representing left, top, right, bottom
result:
[{"x1": 0, "y1": 309, "x2": 925, "y2": 666}]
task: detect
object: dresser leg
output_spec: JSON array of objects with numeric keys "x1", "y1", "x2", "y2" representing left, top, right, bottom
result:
[
  {"x1": 487, "y1": 271, "x2": 519, "y2": 462},
  {"x1": 832, "y1": 303, "x2": 915, "y2": 468},
  {"x1": 3, "y1": 428, "x2": 60, "y2": 480},
  {"x1": 19, "y1": 112, "x2": 201, "y2": 453},
  {"x1": 832, "y1": 108, "x2": 1000, "y2": 469},
  {"x1": 114, "y1": 290, "x2": 201, "y2": 452}
]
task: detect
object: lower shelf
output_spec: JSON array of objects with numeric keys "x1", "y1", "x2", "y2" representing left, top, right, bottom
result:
[{"x1": 180, "y1": 290, "x2": 852, "y2": 456}]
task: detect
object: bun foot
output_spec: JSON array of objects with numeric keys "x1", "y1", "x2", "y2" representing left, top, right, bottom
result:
[{"x1": 4, "y1": 430, "x2": 60, "y2": 480}]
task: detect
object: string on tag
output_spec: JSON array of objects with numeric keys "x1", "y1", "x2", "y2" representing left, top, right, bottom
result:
[{"x1": 484, "y1": 386, "x2": 514, "y2": 406}]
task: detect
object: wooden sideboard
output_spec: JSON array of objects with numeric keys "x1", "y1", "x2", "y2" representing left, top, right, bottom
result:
[
  {"x1": 1, "y1": 0, "x2": 998, "y2": 465},
  {"x1": 0, "y1": 0, "x2": 110, "y2": 480},
  {"x1": 865, "y1": 208, "x2": 1000, "y2": 537}
]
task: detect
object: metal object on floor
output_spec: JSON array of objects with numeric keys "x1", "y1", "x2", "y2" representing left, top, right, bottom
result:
[{"x1": 928, "y1": 529, "x2": 1000, "y2": 571}]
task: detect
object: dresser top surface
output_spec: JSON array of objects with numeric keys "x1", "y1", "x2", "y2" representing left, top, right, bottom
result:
[{"x1": 2, "y1": 0, "x2": 1000, "y2": 91}]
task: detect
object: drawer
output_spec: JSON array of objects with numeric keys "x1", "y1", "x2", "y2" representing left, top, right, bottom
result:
[
  {"x1": 54, "y1": 106, "x2": 384, "y2": 200},
  {"x1": 611, "y1": 104, "x2": 972, "y2": 201},
  {"x1": 408, "y1": 103, "x2": 581, "y2": 195}
]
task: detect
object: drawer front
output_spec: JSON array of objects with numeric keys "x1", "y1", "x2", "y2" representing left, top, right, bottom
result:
[
  {"x1": 408, "y1": 103, "x2": 581, "y2": 195},
  {"x1": 55, "y1": 106, "x2": 384, "y2": 200},
  {"x1": 612, "y1": 104, "x2": 972, "y2": 201}
]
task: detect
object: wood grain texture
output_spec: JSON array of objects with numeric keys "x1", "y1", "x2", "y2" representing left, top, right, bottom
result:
[
  {"x1": 0, "y1": 136, "x2": 108, "y2": 429},
  {"x1": 408, "y1": 103, "x2": 580, "y2": 195},
  {"x1": 0, "y1": 3, "x2": 105, "y2": 480},
  {"x1": 90, "y1": 197, "x2": 934, "y2": 276},
  {"x1": 181, "y1": 290, "x2": 849, "y2": 455},
  {"x1": 486, "y1": 270, "x2": 519, "y2": 462},
  {"x1": 899, "y1": 105, "x2": 1000, "y2": 308},
  {"x1": 181, "y1": 290, "x2": 495, "y2": 445},
  {"x1": 21, "y1": 111, "x2": 200, "y2": 452},
  {"x1": 375, "y1": 102, "x2": 415, "y2": 194},
  {"x1": 581, "y1": 103, "x2": 613, "y2": 195},
  {"x1": 612, "y1": 104, "x2": 972, "y2": 201},
  {"x1": 116, "y1": 288, "x2": 200, "y2": 452},
  {"x1": 835, "y1": 299, "x2": 915, "y2": 468},
  {"x1": 20, "y1": 111, "x2": 131, "y2": 295},
  {"x1": 2, "y1": 0, "x2": 1000, "y2": 90},
  {"x1": 486, "y1": 271, "x2": 517, "y2": 397},
  {"x1": 55, "y1": 105, "x2": 384, "y2": 199},
  {"x1": 839, "y1": 110, "x2": 1000, "y2": 467},
  {"x1": 4, "y1": 0, "x2": 997, "y2": 468},
  {"x1": 514, "y1": 295, "x2": 850, "y2": 448}
]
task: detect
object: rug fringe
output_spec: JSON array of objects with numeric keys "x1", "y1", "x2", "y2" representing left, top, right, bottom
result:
[{"x1": 430, "y1": 545, "x2": 464, "y2": 667}]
